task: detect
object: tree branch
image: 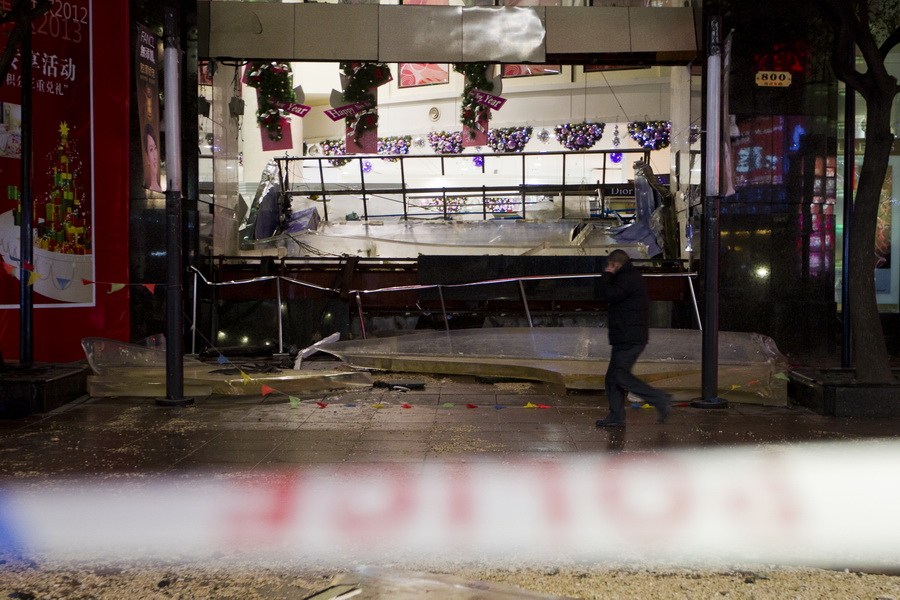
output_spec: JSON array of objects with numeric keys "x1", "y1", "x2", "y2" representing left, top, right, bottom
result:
[
  {"x1": 838, "y1": 0, "x2": 897, "y2": 98},
  {"x1": 819, "y1": 0, "x2": 872, "y2": 96},
  {"x1": 880, "y1": 26, "x2": 900, "y2": 58}
]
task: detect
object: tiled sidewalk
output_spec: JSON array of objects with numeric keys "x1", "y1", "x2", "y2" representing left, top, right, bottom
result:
[{"x1": 1, "y1": 374, "x2": 897, "y2": 479}]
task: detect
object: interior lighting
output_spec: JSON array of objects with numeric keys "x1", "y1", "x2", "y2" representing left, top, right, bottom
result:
[
  {"x1": 217, "y1": 331, "x2": 226, "y2": 340},
  {"x1": 241, "y1": 336, "x2": 249, "y2": 345}
]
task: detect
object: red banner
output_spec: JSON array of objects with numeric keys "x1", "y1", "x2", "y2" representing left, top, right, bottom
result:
[
  {"x1": 463, "y1": 114, "x2": 489, "y2": 147},
  {"x1": 472, "y1": 90, "x2": 506, "y2": 111},
  {"x1": 273, "y1": 101, "x2": 311, "y2": 118},
  {"x1": 324, "y1": 100, "x2": 372, "y2": 122},
  {"x1": 0, "y1": 0, "x2": 130, "y2": 361}
]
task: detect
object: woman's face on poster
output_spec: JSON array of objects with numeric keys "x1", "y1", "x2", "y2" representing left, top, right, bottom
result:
[{"x1": 146, "y1": 132, "x2": 159, "y2": 176}]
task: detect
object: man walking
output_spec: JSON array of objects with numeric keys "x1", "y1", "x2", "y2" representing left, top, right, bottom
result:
[{"x1": 595, "y1": 250, "x2": 671, "y2": 428}]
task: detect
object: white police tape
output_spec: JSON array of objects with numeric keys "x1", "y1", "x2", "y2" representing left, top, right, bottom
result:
[{"x1": 1, "y1": 440, "x2": 899, "y2": 568}]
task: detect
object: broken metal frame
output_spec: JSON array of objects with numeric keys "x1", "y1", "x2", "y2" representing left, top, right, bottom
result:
[
  {"x1": 187, "y1": 265, "x2": 700, "y2": 352},
  {"x1": 274, "y1": 148, "x2": 652, "y2": 223}
]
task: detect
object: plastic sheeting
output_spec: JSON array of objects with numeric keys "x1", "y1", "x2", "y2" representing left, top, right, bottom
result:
[
  {"x1": 239, "y1": 162, "x2": 281, "y2": 248},
  {"x1": 611, "y1": 168, "x2": 662, "y2": 257},
  {"x1": 285, "y1": 206, "x2": 321, "y2": 234},
  {"x1": 319, "y1": 327, "x2": 789, "y2": 405},
  {"x1": 81, "y1": 336, "x2": 372, "y2": 398}
]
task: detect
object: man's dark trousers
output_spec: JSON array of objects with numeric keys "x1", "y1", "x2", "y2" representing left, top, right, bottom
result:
[{"x1": 605, "y1": 342, "x2": 671, "y2": 422}]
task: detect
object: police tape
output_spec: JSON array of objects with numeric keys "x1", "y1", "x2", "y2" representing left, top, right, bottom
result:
[{"x1": 1, "y1": 440, "x2": 899, "y2": 568}]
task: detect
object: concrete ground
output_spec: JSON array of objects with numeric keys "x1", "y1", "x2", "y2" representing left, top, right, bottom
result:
[
  {"x1": 2, "y1": 366, "x2": 900, "y2": 599},
  {"x1": 1, "y1": 368, "x2": 897, "y2": 477}
]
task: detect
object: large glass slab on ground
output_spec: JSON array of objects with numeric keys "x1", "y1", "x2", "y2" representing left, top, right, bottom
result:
[
  {"x1": 81, "y1": 336, "x2": 372, "y2": 398},
  {"x1": 319, "y1": 327, "x2": 790, "y2": 405}
]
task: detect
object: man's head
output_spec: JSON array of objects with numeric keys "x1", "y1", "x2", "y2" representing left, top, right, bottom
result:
[{"x1": 606, "y1": 249, "x2": 631, "y2": 271}]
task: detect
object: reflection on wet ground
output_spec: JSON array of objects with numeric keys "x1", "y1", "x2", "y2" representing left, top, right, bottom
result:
[{"x1": 1, "y1": 374, "x2": 896, "y2": 478}]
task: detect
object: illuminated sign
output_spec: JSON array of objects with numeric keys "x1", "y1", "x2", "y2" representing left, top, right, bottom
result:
[{"x1": 755, "y1": 71, "x2": 793, "y2": 87}]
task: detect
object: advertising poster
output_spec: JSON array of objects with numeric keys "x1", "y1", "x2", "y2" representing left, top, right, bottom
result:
[
  {"x1": 0, "y1": 1, "x2": 131, "y2": 360},
  {"x1": 398, "y1": 63, "x2": 449, "y2": 88},
  {"x1": 502, "y1": 65, "x2": 561, "y2": 78},
  {"x1": 136, "y1": 24, "x2": 161, "y2": 192}
]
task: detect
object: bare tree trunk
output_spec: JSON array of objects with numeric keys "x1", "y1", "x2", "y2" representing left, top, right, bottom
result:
[
  {"x1": 849, "y1": 96, "x2": 896, "y2": 383},
  {"x1": 817, "y1": 0, "x2": 899, "y2": 383}
]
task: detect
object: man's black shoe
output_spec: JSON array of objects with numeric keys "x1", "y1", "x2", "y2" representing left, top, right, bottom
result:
[{"x1": 595, "y1": 418, "x2": 625, "y2": 428}]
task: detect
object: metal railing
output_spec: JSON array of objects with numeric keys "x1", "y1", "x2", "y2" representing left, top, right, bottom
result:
[
  {"x1": 188, "y1": 264, "x2": 700, "y2": 355},
  {"x1": 274, "y1": 148, "x2": 652, "y2": 223}
]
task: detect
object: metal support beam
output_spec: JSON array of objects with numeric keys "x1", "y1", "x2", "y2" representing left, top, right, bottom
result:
[
  {"x1": 692, "y1": 12, "x2": 726, "y2": 410},
  {"x1": 159, "y1": 6, "x2": 193, "y2": 408},
  {"x1": 355, "y1": 292, "x2": 367, "y2": 339},
  {"x1": 182, "y1": 2, "x2": 201, "y2": 336},
  {"x1": 18, "y1": 21, "x2": 33, "y2": 367},
  {"x1": 437, "y1": 286, "x2": 449, "y2": 332},
  {"x1": 518, "y1": 280, "x2": 533, "y2": 328},
  {"x1": 276, "y1": 276, "x2": 284, "y2": 354}
]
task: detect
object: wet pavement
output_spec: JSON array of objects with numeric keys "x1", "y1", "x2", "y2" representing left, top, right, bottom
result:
[{"x1": 1, "y1": 371, "x2": 898, "y2": 478}]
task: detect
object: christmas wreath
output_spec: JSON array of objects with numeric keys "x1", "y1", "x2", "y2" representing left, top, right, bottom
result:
[
  {"x1": 488, "y1": 126, "x2": 532, "y2": 153},
  {"x1": 427, "y1": 130, "x2": 463, "y2": 154},
  {"x1": 377, "y1": 135, "x2": 412, "y2": 162},
  {"x1": 627, "y1": 120, "x2": 672, "y2": 150},
  {"x1": 246, "y1": 61, "x2": 295, "y2": 142},
  {"x1": 453, "y1": 63, "x2": 493, "y2": 139},
  {"x1": 340, "y1": 61, "x2": 392, "y2": 142},
  {"x1": 554, "y1": 122, "x2": 605, "y2": 151}
]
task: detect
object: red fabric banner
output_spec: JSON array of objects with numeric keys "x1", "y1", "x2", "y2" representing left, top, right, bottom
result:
[{"x1": 0, "y1": 0, "x2": 130, "y2": 361}]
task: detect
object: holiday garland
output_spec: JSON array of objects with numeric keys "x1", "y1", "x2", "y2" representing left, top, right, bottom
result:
[
  {"x1": 246, "y1": 61, "x2": 295, "y2": 142},
  {"x1": 627, "y1": 120, "x2": 672, "y2": 150},
  {"x1": 554, "y1": 122, "x2": 605, "y2": 151},
  {"x1": 453, "y1": 63, "x2": 493, "y2": 139},
  {"x1": 485, "y1": 197, "x2": 516, "y2": 213},
  {"x1": 417, "y1": 195, "x2": 469, "y2": 214},
  {"x1": 320, "y1": 139, "x2": 350, "y2": 167},
  {"x1": 340, "y1": 61, "x2": 392, "y2": 142},
  {"x1": 427, "y1": 130, "x2": 463, "y2": 154},
  {"x1": 487, "y1": 126, "x2": 532, "y2": 153},
  {"x1": 377, "y1": 135, "x2": 412, "y2": 162}
]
